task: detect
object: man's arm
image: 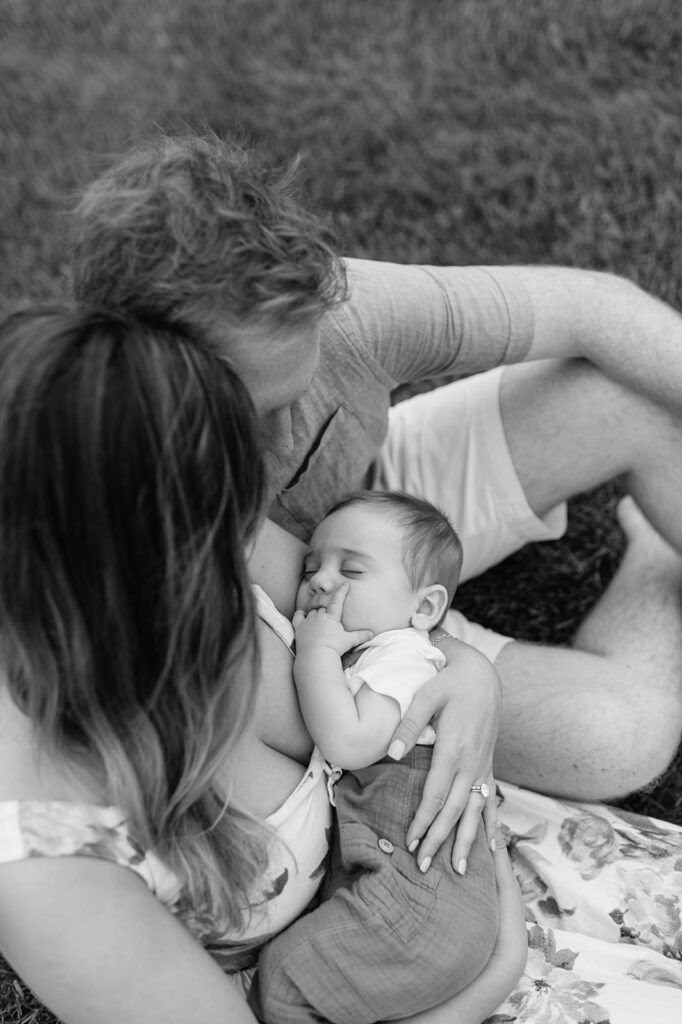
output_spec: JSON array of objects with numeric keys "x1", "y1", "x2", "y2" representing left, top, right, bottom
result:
[
  {"x1": 496, "y1": 265, "x2": 682, "y2": 413},
  {"x1": 340, "y1": 259, "x2": 682, "y2": 413}
]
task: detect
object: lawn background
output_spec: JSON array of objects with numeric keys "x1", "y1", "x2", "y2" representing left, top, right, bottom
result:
[{"x1": 1, "y1": 0, "x2": 682, "y2": 1019}]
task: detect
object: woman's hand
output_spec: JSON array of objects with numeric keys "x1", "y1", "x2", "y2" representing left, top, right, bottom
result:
[
  {"x1": 474, "y1": 827, "x2": 529, "y2": 996},
  {"x1": 396, "y1": 829, "x2": 528, "y2": 1024},
  {"x1": 388, "y1": 637, "x2": 501, "y2": 872}
]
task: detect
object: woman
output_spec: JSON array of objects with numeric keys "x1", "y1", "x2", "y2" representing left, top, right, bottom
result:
[
  {"x1": 0, "y1": 307, "x2": 525, "y2": 1024},
  {"x1": 1, "y1": 308, "x2": 681, "y2": 1024}
]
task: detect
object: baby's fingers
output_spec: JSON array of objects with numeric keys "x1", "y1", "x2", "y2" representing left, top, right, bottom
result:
[
  {"x1": 325, "y1": 583, "x2": 348, "y2": 621},
  {"x1": 346, "y1": 629, "x2": 374, "y2": 649}
]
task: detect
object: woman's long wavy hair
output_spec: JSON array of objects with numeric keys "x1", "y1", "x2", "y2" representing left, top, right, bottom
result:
[{"x1": 0, "y1": 307, "x2": 268, "y2": 932}]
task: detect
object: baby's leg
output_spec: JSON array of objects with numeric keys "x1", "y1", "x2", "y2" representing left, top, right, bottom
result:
[{"x1": 257, "y1": 810, "x2": 497, "y2": 1024}]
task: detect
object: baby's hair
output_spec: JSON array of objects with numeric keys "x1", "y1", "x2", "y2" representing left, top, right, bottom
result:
[
  {"x1": 0, "y1": 306, "x2": 269, "y2": 935},
  {"x1": 71, "y1": 128, "x2": 347, "y2": 346},
  {"x1": 325, "y1": 490, "x2": 463, "y2": 611}
]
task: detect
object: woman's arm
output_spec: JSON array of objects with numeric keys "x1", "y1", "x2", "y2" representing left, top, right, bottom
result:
[
  {"x1": 391, "y1": 638, "x2": 501, "y2": 872},
  {"x1": 397, "y1": 831, "x2": 527, "y2": 1024},
  {"x1": 0, "y1": 857, "x2": 257, "y2": 1024}
]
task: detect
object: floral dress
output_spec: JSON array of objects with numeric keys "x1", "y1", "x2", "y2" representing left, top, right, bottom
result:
[{"x1": 491, "y1": 781, "x2": 682, "y2": 1023}]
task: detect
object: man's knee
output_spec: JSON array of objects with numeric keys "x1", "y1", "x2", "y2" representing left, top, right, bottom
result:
[
  {"x1": 500, "y1": 358, "x2": 682, "y2": 541},
  {"x1": 494, "y1": 644, "x2": 682, "y2": 800},
  {"x1": 609, "y1": 683, "x2": 682, "y2": 797}
]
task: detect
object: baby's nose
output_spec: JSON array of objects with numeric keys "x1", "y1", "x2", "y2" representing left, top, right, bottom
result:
[{"x1": 309, "y1": 569, "x2": 334, "y2": 593}]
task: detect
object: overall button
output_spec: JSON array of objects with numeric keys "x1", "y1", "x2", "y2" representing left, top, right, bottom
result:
[{"x1": 378, "y1": 837, "x2": 394, "y2": 855}]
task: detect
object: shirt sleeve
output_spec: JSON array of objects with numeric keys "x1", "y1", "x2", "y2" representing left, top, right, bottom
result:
[
  {"x1": 327, "y1": 258, "x2": 535, "y2": 388},
  {"x1": 350, "y1": 635, "x2": 446, "y2": 719}
]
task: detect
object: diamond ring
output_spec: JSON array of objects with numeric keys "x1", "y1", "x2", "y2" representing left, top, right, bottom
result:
[{"x1": 469, "y1": 783, "x2": 490, "y2": 799}]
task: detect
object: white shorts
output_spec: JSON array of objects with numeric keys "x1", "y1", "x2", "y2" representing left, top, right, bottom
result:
[{"x1": 369, "y1": 367, "x2": 567, "y2": 662}]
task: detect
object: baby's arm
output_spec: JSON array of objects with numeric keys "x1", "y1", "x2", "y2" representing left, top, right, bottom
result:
[{"x1": 293, "y1": 585, "x2": 397, "y2": 769}]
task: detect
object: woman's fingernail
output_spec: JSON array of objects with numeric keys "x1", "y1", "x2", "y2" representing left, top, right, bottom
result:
[
  {"x1": 419, "y1": 856, "x2": 432, "y2": 873},
  {"x1": 408, "y1": 839, "x2": 419, "y2": 853},
  {"x1": 490, "y1": 836, "x2": 496, "y2": 852},
  {"x1": 456, "y1": 858, "x2": 467, "y2": 875},
  {"x1": 388, "y1": 740, "x2": 406, "y2": 761}
]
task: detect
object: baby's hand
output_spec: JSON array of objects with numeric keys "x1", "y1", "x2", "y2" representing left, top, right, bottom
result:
[{"x1": 293, "y1": 584, "x2": 373, "y2": 657}]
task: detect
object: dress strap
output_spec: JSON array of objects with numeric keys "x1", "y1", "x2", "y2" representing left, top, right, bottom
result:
[{"x1": 252, "y1": 584, "x2": 295, "y2": 651}]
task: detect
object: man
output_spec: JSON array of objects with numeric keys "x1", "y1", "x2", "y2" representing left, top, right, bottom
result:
[{"x1": 71, "y1": 130, "x2": 682, "y2": 864}]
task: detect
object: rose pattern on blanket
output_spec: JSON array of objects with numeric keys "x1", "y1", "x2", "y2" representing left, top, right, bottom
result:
[
  {"x1": 558, "y1": 813, "x2": 619, "y2": 880},
  {"x1": 626, "y1": 958, "x2": 682, "y2": 988},
  {"x1": 500, "y1": 790, "x2": 682, "y2": 959},
  {"x1": 488, "y1": 784, "x2": 682, "y2": 1022},
  {"x1": 556, "y1": 809, "x2": 682, "y2": 955},
  {"x1": 484, "y1": 925, "x2": 609, "y2": 1024},
  {"x1": 611, "y1": 865, "x2": 682, "y2": 957}
]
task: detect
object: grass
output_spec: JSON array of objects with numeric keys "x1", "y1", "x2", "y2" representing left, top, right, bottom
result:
[{"x1": 1, "y1": 0, "x2": 682, "y2": 1018}]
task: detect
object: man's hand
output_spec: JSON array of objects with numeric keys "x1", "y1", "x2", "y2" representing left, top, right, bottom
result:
[
  {"x1": 388, "y1": 637, "x2": 501, "y2": 873},
  {"x1": 293, "y1": 584, "x2": 373, "y2": 657}
]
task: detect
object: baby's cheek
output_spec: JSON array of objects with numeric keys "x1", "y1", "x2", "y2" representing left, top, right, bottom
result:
[{"x1": 295, "y1": 583, "x2": 309, "y2": 610}]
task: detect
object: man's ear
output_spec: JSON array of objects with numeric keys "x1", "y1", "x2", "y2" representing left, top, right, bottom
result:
[{"x1": 410, "y1": 584, "x2": 449, "y2": 631}]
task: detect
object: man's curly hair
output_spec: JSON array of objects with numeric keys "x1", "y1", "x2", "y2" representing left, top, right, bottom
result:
[{"x1": 71, "y1": 130, "x2": 346, "y2": 340}]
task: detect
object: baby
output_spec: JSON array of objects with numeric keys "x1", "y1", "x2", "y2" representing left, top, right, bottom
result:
[{"x1": 256, "y1": 490, "x2": 500, "y2": 1024}]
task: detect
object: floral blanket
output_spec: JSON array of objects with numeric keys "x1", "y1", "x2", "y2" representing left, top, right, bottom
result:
[{"x1": 490, "y1": 782, "x2": 682, "y2": 1023}]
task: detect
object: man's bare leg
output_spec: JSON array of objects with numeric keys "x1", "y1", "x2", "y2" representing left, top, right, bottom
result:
[
  {"x1": 492, "y1": 360, "x2": 682, "y2": 798},
  {"x1": 494, "y1": 497, "x2": 682, "y2": 797},
  {"x1": 501, "y1": 358, "x2": 682, "y2": 552}
]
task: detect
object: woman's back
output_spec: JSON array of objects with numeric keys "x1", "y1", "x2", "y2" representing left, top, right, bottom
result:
[{"x1": 0, "y1": 307, "x2": 271, "y2": 1023}]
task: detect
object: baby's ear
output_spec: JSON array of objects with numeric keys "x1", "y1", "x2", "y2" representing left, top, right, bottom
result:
[{"x1": 410, "y1": 584, "x2": 449, "y2": 631}]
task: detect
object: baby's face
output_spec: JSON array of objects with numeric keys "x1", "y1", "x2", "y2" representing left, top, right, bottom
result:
[{"x1": 296, "y1": 505, "x2": 420, "y2": 634}]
